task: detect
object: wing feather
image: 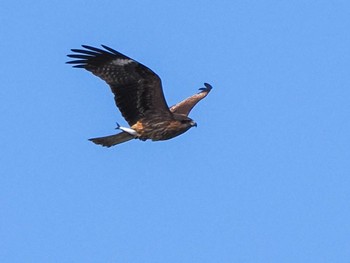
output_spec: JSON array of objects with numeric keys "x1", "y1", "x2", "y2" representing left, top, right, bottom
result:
[
  {"x1": 169, "y1": 83, "x2": 212, "y2": 116},
  {"x1": 67, "y1": 45, "x2": 171, "y2": 125}
]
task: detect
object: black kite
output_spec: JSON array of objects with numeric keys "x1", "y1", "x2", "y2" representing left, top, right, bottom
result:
[{"x1": 67, "y1": 45, "x2": 212, "y2": 147}]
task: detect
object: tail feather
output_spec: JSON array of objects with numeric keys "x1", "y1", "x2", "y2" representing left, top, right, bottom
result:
[{"x1": 89, "y1": 132, "x2": 135, "y2": 147}]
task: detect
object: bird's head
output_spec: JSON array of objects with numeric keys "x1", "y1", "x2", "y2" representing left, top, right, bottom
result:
[{"x1": 174, "y1": 114, "x2": 197, "y2": 128}]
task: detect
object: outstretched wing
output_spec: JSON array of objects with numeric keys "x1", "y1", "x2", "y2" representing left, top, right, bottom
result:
[
  {"x1": 67, "y1": 45, "x2": 171, "y2": 126},
  {"x1": 169, "y1": 83, "x2": 212, "y2": 116}
]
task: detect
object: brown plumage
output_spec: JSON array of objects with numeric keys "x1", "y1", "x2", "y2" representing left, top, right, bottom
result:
[{"x1": 66, "y1": 45, "x2": 212, "y2": 147}]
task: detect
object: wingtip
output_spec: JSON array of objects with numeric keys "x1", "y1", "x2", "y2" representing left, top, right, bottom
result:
[
  {"x1": 204, "y1": 83, "x2": 213, "y2": 90},
  {"x1": 101, "y1": 44, "x2": 116, "y2": 52},
  {"x1": 81, "y1": 44, "x2": 91, "y2": 49},
  {"x1": 199, "y1": 83, "x2": 213, "y2": 92}
]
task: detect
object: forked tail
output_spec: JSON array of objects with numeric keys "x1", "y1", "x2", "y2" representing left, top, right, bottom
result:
[{"x1": 89, "y1": 132, "x2": 135, "y2": 147}]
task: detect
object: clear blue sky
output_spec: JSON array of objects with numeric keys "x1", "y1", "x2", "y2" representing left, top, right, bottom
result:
[{"x1": 1, "y1": 1, "x2": 350, "y2": 262}]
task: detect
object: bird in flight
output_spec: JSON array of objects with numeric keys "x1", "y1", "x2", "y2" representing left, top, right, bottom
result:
[{"x1": 67, "y1": 45, "x2": 212, "y2": 147}]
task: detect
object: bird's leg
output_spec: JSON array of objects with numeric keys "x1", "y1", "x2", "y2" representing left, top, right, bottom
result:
[{"x1": 115, "y1": 122, "x2": 139, "y2": 136}]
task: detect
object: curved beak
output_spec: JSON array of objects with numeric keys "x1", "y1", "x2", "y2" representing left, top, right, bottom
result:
[{"x1": 190, "y1": 121, "x2": 197, "y2": 127}]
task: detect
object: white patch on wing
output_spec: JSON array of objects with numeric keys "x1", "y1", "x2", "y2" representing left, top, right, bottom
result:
[
  {"x1": 112, "y1": 58, "x2": 133, "y2": 66},
  {"x1": 118, "y1": 126, "x2": 139, "y2": 136}
]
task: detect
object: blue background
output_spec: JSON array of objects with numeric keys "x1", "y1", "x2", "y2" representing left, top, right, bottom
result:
[{"x1": 1, "y1": 1, "x2": 350, "y2": 262}]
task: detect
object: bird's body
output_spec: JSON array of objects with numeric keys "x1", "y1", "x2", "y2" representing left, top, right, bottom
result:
[
  {"x1": 131, "y1": 113, "x2": 196, "y2": 141},
  {"x1": 67, "y1": 45, "x2": 212, "y2": 147}
]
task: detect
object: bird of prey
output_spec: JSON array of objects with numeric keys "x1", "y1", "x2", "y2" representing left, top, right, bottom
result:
[{"x1": 67, "y1": 45, "x2": 212, "y2": 147}]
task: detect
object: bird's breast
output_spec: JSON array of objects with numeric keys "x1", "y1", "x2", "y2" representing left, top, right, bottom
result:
[
  {"x1": 131, "y1": 121, "x2": 145, "y2": 134},
  {"x1": 131, "y1": 119, "x2": 190, "y2": 141}
]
